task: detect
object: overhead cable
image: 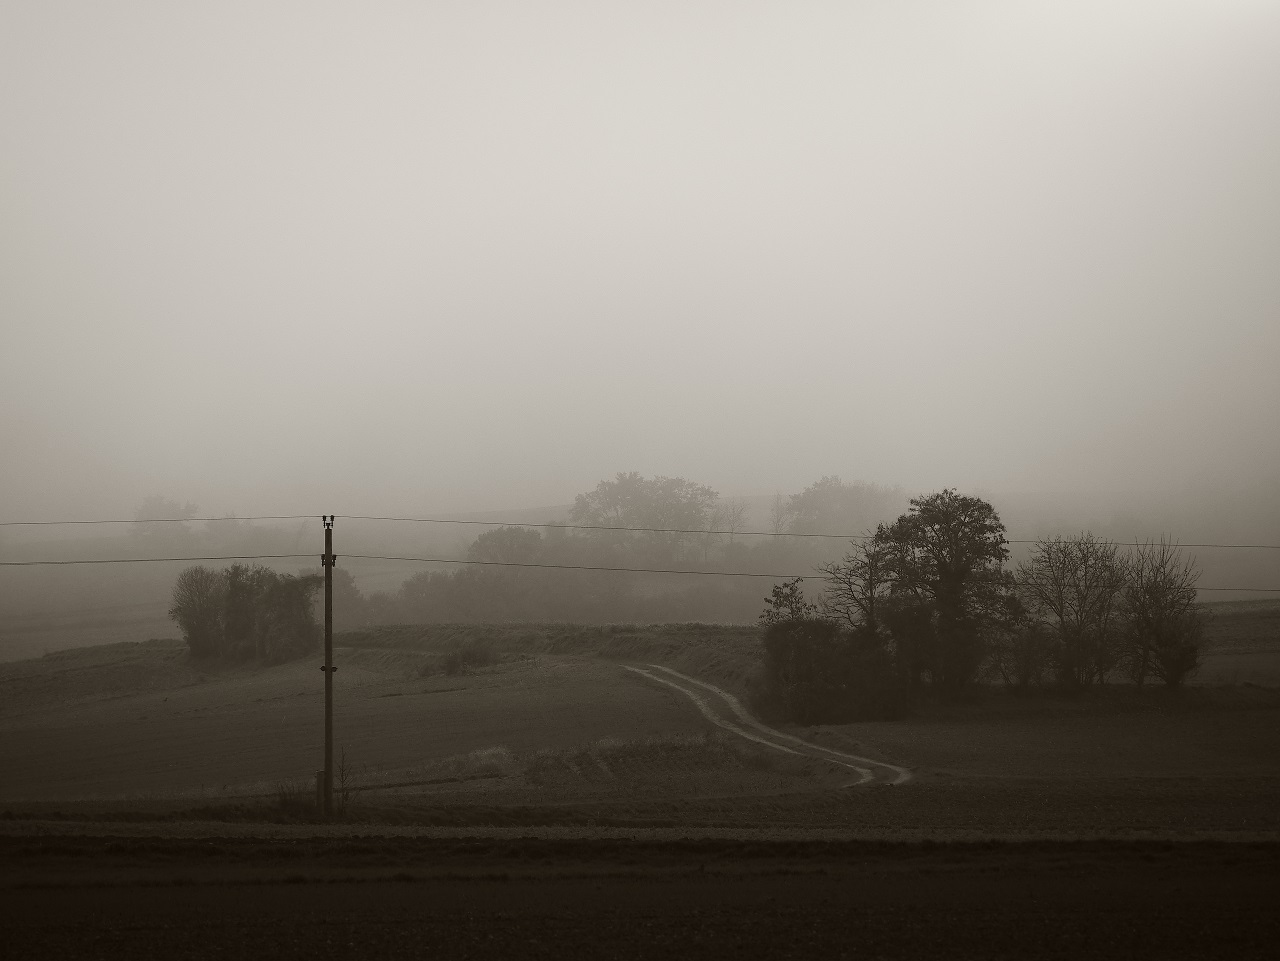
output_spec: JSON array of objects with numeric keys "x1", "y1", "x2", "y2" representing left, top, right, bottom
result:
[
  {"x1": 0, "y1": 515, "x2": 315, "y2": 527},
  {"x1": 1, "y1": 551, "x2": 1275, "y2": 591},
  {"x1": 0, "y1": 554, "x2": 316, "y2": 566},
  {"x1": 337, "y1": 515, "x2": 1280, "y2": 550},
  {"x1": 3, "y1": 512, "x2": 1277, "y2": 550}
]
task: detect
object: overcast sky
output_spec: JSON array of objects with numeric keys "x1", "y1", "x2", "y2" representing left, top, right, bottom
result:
[{"x1": 2, "y1": 1, "x2": 1277, "y2": 519}]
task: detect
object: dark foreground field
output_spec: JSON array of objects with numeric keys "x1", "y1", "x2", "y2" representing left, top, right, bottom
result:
[{"x1": 4, "y1": 836, "x2": 1279, "y2": 960}]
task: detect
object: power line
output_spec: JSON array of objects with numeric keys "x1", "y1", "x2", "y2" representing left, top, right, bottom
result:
[
  {"x1": 0, "y1": 554, "x2": 316, "y2": 567},
  {"x1": 1, "y1": 551, "x2": 1276, "y2": 591},
  {"x1": 344, "y1": 554, "x2": 801, "y2": 578},
  {"x1": 0, "y1": 515, "x2": 316, "y2": 527},
  {"x1": 333, "y1": 554, "x2": 1280, "y2": 592},
  {"x1": 337, "y1": 515, "x2": 1280, "y2": 550},
  {"x1": 2, "y1": 511, "x2": 1277, "y2": 550},
  {"x1": 340, "y1": 514, "x2": 850, "y2": 538}
]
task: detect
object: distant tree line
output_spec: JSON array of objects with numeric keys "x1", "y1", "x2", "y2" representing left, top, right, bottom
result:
[
  {"x1": 755, "y1": 489, "x2": 1207, "y2": 722},
  {"x1": 161, "y1": 481, "x2": 1206, "y2": 693},
  {"x1": 331, "y1": 472, "x2": 907, "y2": 628},
  {"x1": 169, "y1": 564, "x2": 322, "y2": 663}
]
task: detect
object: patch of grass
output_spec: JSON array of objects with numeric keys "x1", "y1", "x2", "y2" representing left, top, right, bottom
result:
[
  {"x1": 420, "y1": 637, "x2": 500, "y2": 676},
  {"x1": 336, "y1": 747, "x2": 360, "y2": 815},
  {"x1": 340, "y1": 623, "x2": 764, "y2": 694},
  {"x1": 367, "y1": 747, "x2": 520, "y2": 789},
  {"x1": 272, "y1": 779, "x2": 314, "y2": 819},
  {"x1": 457, "y1": 746, "x2": 517, "y2": 778},
  {"x1": 525, "y1": 733, "x2": 774, "y2": 785},
  {"x1": 408, "y1": 636, "x2": 538, "y2": 678}
]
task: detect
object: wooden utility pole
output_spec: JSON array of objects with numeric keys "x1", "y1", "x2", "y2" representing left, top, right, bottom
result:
[{"x1": 321, "y1": 515, "x2": 335, "y2": 817}]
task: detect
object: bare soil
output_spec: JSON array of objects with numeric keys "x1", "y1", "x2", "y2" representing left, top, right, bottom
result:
[{"x1": 3, "y1": 837, "x2": 1277, "y2": 960}]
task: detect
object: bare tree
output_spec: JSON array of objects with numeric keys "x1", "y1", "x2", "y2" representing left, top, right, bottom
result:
[
  {"x1": 700, "y1": 496, "x2": 752, "y2": 565},
  {"x1": 769, "y1": 493, "x2": 791, "y2": 535},
  {"x1": 701, "y1": 503, "x2": 726, "y2": 566},
  {"x1": 818, "y1": 532, "x2": 891, "y2": 637},
  {"x1": 721, "y1": 497, "x2": 750, "y2": 542},
  {"x1": 1123, "y1": 539, "x2": 1203, "y2": 687},
  {"x1": 987, "y1": 615, "x2": 1050, "y2": 689},
  {"x1": 1017, "y1": 534, "x2": 1130, "y2": 688}
]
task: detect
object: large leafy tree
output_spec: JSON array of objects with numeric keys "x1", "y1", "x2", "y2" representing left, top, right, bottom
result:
[
  {"x1": 466, "y1": 526, "x2": 545, "y2": 619},
  {"x1": 467, "y1": 526, "x2": 543, "y2": 566},
  {"x1": 132, "y1": 495, "x2": 199, "y2": 550},
  {"x1": 786, "y1": 476, "x2": 904, "y2": 536},
  {"x1": 876, "y1": 489, "x2": 1013, "y2": 691},
  {"x1": 330, "y1": 567, "x2": 369, "y2": 630},
  {"x1": 570, "y1": 472, "x2": 718, "y2": 565},
  {"x1": 169, "y1": 564, "x2": 320, "y2": 663},
  {"x1": 571, "y1": 472, "x2": 718, "y2": 530}
]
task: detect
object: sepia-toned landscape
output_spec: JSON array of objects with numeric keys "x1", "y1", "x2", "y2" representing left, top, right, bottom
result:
[{"x1": 5, "y1": 1, "x2": 1280, "y2": 956}]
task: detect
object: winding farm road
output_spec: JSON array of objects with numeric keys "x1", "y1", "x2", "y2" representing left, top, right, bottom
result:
[{"x1": 622, "y1": 663, "x2": 912, "y2": 786}]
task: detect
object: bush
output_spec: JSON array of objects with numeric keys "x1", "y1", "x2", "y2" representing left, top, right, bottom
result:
[
  {"x1": 169, "y1": 564, "x2": 321, "y2": 664},
  {"x1": 168, "y1": 566, "x2": 227, "y2": 659},
  {"x1": 753, "y1": 618, "x2": 905, "y2": 723},
  {"x1": 440, "y1": 637, "x2": 498, "y2": 675},
  {"x1": 987, "y1": 619, "x2": 1051, "y2": 689}
]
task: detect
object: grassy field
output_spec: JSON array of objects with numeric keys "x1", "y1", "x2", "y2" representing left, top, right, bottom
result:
[
  {"x1": 337, "y1": 622, "x2": 765, "y2": 692},
  {"x1": 0, "y1": 638, "x2": 777, "y2": 803},
  {"x1": 1198, "y1": 598, "x2": 1280, "y2": 684},
  {"x1": 1201, "y1": 598, "x2": 1280, "y2": 649},
  {"x1": 0, "y1": 604, "x2": 173, "y2": 663},
  {"x1": 0, "y1": 613, "x2": 1276, "y2": 841}
]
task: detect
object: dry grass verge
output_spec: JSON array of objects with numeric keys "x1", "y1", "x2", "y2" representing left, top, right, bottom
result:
[
  {"x1": 338, "y1": 623, "x2": 763, "y2": 695},
  {"x1": 525, "y1": 733, "x2": 777, "y2": 787}
]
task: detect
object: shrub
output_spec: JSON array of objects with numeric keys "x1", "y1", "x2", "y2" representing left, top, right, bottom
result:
[
  {"x1": 168, "y1": 566, "x2": 227, "y2": 659},
  {"x1": 169, "y1": 563, "x2": 321, "y2": 664},
  {"x1": 759, "y1": 578, "x2": 818, "y2": 626},
  {"x1": 440, "y1": 637, "x2": 498, "y2": 675},
  {"x1": 753, "y1": 618, "x2": 905, "y2": 723}
]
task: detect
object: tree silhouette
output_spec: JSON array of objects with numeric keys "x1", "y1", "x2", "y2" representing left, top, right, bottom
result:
[{"x1": 877, "y1": 490, "x2": 1013, "y2": 691}]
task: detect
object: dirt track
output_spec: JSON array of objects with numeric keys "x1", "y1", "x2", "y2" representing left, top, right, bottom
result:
[{"x1": 627, "y1": 663, "x2": 913, "y2": 784}]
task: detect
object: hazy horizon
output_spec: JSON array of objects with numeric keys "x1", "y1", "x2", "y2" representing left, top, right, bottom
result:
[{"x1": 4, "y1": 2, "x2": 1278, "y2": 523}]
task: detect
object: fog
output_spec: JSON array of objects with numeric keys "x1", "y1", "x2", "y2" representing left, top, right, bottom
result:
[{"x1": 3, "y1": 1, "x2": 1278, "y2": 523}]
